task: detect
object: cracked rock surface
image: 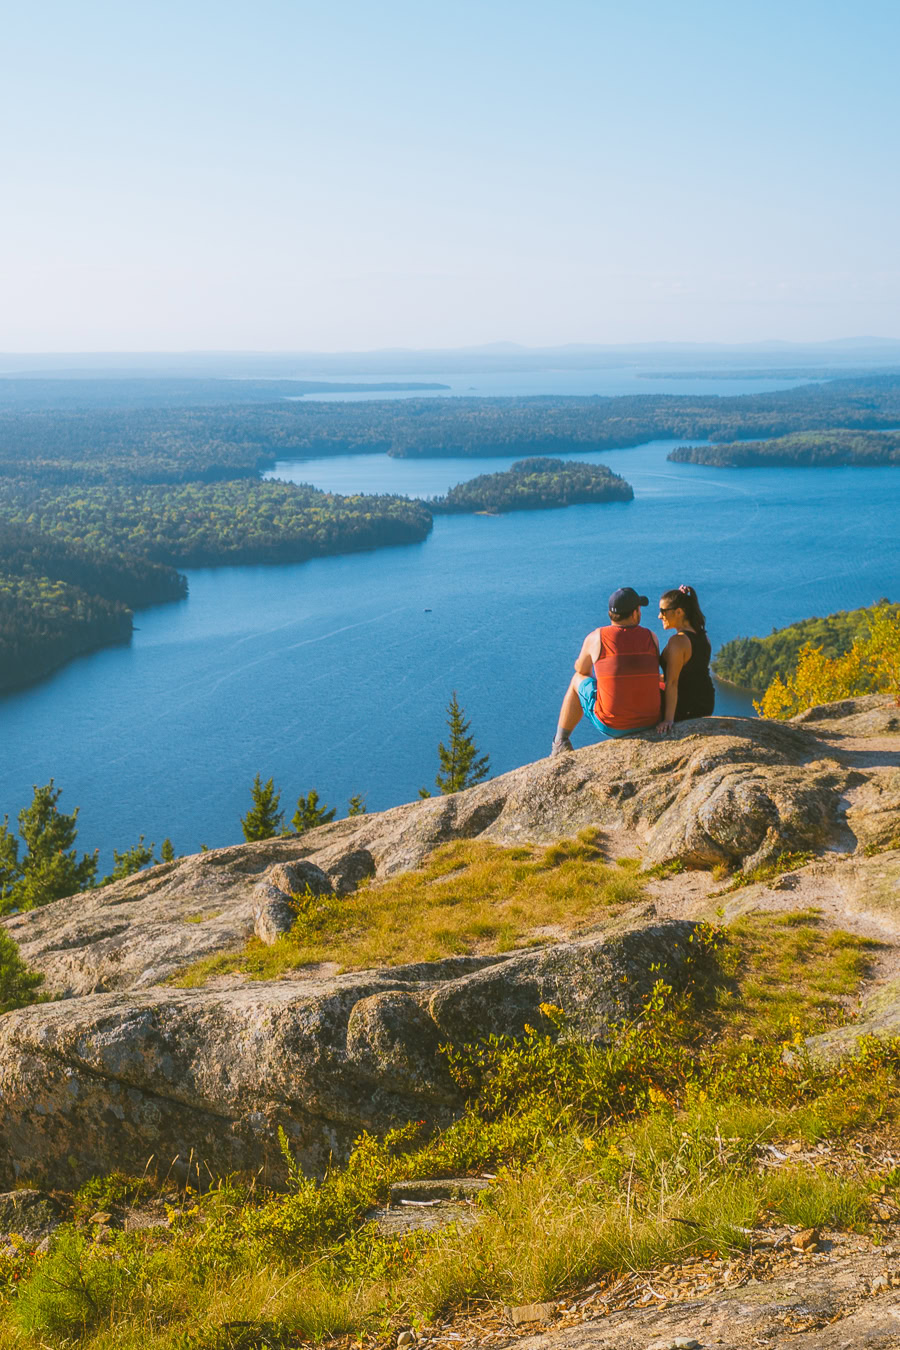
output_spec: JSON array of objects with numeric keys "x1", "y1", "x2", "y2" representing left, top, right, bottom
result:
[{"x1": 0, "y1": 922, "x2": 703, "y2": 1189}]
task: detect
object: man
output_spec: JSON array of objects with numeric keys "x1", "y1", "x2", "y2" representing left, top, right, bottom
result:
[{"x1": 551, "y1": 586, "x2": 661, "y2": 756}]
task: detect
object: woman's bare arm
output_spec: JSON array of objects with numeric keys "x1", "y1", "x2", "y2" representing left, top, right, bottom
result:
[{"x1": 659, "y1": 633, "x2": 691, "y2": 732}]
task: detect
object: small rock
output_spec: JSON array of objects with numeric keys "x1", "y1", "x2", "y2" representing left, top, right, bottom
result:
[
  {"x1": 389, "y1": 1178, "x2": 490, "y2": 1204},
  {"x1": 791, "y1": 1226, "x2": 820, "y2": 1251},
  {"x1": 34, "y1": 1235, "x2": 52, "y2": 1255},
  {"x1": 397, "y1": 1332, "x2": 415, "y2": 1348},
  {"x1": 647, "y1": 1338, "x2": 702, "y2": 1350},
  {"x1": 871, "y1": 1272, "x2": 890, "y2": 1294},
  {"x1": 0, "y1": 1189, "x2": 65, "y2": 1242},
  {"x1": 89, "y1": 1211, "x2": 112, "y2": 1225},
  {"x1": 507, "y1": 1301, "x2": 557, "y2": 1325}
]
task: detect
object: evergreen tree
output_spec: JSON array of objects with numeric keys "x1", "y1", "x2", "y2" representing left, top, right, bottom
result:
[
  {"x1": 426, "y1": 692, "x2": 490, "y2": 796},
  {"x1": 347, "y1": 794, "x2": 367, "y2": 817},
  {"x1": 241, "y1": 775, "x2": 284, "y2": 841},
  {"x1": 102, "y1": 837, "x2": 156, "y2": 885},
  {"x1": 1, "y1": 781, "x2": 97, "y2": 912},
  {"x1": 160, "y1": 838, "x2": 176, "y2": 863},
  {"x1": 0, "y1": 929, "x2": 44, "y2": 1014},
  {"x1": 292, "y1": 790, "x2": 336, "y2": 834},
  {"x1": 0, "y1": 818, "x2": 19, "y2": 909}
]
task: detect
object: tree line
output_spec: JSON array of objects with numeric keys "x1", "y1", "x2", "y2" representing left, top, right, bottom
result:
[
  {"x1": 0, "y1": 457, "x2": 636, "y2": 692},
  {"x1": 0, "y1": 481, "x2": 433, "y2": 569},
  {"x1": 5, "y1": 371, "x2": 898, "y2": 695},
  {"x1": 0, "y1": 522, "x2": 187, "y2": 693},
  {"x1": 0, "y1": 486, "x2": 430, "y2": 690}
]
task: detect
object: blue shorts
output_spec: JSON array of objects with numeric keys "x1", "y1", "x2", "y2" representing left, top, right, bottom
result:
[{"x1": 577, "y1": 677, "x2": 657, "y2": 739}]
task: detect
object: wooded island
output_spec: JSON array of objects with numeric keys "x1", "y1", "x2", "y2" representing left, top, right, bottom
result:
[
  {"x1": 669, "y1": 429, "x2": 900, "y2": 468},
  {"x1": 431, "y1": 458, "x2": 633, "y2": 513}
]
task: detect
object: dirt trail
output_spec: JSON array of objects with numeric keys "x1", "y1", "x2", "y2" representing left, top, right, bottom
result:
[{"x1": 394, "y1": 1227, "x2": 900, "y2": 1350}]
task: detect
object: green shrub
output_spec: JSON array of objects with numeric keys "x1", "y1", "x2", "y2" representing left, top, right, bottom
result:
[
  {"x1": 15, "y1": 1228, "x2": 123, "y2": 1336},
  {"x1": 0, "y1": 927, "x2": 44, "y2": 1013},
  {"x1": 75, "y1": 1171, "x2": 156, "y2": 1215}
]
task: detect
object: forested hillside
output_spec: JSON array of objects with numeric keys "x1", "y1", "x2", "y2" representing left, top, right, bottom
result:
[
  {"x1": 431, "y1": 457, "x2": 633, "y2": 513},
  {"x1": 712, "y1": 600, "x2": 899, "y2": 691},
  {"x1": 0, "y1": 487, "x2": 431, "y2": 691},
  {"x1": 0, "y1": 575, "x2": 133, "y2": 693},
  {"x1": 0, "y1": 524, "x2": 186, "y2": 693},
  {"x1": 0, "y1": 481, "x2": 433, "y2": 570}
]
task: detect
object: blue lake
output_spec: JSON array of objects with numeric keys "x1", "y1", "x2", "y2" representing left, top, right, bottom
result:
[{"x1": 1, "y1": 431, "x2": 897, "y2": 867}]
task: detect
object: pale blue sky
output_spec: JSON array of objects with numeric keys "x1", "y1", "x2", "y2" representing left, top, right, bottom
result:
[{"x1": 2, "y1": 0, "x2": 898, "y2": 349}]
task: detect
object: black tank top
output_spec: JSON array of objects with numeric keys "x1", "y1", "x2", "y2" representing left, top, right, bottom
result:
[{"x1": 671, "y1": 630, "x2": 715, "y2": 721}]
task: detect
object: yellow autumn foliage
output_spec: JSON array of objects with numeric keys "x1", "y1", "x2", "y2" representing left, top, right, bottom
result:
[{"x1": 756, "y1": 603, "x2": 900, "y2": 720}]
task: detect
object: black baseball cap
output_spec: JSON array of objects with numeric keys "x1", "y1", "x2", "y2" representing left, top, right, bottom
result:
[{"x1": 608, "y1": 586, "x2": 649, "y2": 617}]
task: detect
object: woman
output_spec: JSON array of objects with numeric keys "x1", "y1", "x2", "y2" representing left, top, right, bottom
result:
[{"x1": 658, "y1": 585, "x2": 715, "y2": 733}]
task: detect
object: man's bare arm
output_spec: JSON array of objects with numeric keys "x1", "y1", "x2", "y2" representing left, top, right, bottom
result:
[{"x1": 573, "y1": 630, "x2": 599, "y2": 677}]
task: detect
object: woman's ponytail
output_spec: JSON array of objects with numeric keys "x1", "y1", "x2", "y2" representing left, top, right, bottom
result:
[{"x1": 662, "y1": 584, "x2": 707, "y2": 631}]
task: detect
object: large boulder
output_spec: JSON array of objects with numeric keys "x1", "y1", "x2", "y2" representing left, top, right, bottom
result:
[
  {"x1": 0, "y1": 921, "x2": 703, "y2": 1191},
  {"x1": 3, "y1": 711, "x2": 872, "y2": 998}
]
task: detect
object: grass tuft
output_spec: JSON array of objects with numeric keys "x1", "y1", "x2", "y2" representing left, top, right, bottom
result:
[
  {"x1": 715, "y1": 850, "x2": 814, "y2": 893},
  {"x1": 175, "y1": 830, "x2": 644, "y2": 986}
]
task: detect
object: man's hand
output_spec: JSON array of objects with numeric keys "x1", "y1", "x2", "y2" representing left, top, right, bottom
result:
[{"x1": 657, "y1": 719, "x2": 675, "y2": 736}]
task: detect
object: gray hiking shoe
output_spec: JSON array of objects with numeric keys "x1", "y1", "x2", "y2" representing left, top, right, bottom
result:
[{"x1": 550, "y1": 732, "x2": 573, "y2": 757}]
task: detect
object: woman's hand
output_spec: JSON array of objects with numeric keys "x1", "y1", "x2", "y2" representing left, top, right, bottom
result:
[{"x1": 657, "y1": 719, "x2": 675, "y2": 736}]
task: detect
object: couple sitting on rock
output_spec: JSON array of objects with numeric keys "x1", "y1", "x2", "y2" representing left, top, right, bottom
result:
[{"x1": 551, "y1": 584, "x2": 715, "y2": 756}]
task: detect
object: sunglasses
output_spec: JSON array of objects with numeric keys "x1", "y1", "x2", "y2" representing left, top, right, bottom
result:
[{"x1": 658, "y1": 606, "x2": 679, "y2": 614}]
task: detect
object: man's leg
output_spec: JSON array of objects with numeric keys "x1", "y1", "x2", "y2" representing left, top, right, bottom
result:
[{"x1": 552, "y1": 673, "x2": 588, "y2": 755}]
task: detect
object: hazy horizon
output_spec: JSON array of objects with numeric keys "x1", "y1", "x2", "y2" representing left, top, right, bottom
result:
[{"x1": 3, "y1": 336, "x2": 900, "y2": 366}]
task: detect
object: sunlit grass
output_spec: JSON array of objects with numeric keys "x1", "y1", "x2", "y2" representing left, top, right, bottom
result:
[
  {"x1": 711, "y1": 908, "x2": 880, "y2": 1043},
  {"x1": 175, "y1": 830, "x2": 645, "y2": 986}
]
